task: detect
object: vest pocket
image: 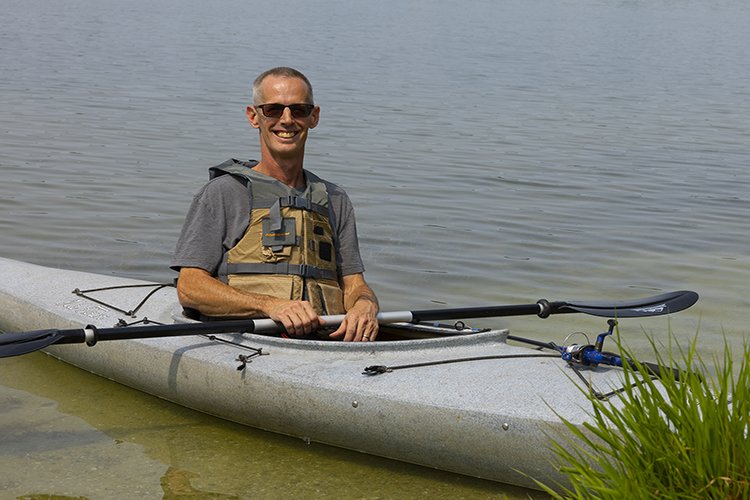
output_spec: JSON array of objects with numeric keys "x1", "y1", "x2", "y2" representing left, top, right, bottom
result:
[{"x1": 311, "y1": 280, "x2": 345, "y2": 315}]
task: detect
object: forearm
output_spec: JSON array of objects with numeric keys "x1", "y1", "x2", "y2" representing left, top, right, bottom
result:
[
  {"x1": 176, "y1": 267, "x2": 322, "y2": 337},
  {"x1": 176, "y1": 267, "x2": 276, "y2": 317},
  {"x1": 343, "y1": 279, "x2": 379, "y2": 313}
]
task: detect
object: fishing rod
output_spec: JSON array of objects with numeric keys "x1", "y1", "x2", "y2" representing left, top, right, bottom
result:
[{"x1": 507, "y1": 319, "x2": 683, "y2": 381}]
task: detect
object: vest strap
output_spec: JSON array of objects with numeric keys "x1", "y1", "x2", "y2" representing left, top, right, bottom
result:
[
  {"x1": 225, "y1": 263, "x2": 338, "y2": 282},
  {"x1": 277, "y1": 195, "x2": 328, "y2": 216},
  {"x1": 268, "y1": 199, "x2": 284, "y2": 252}
]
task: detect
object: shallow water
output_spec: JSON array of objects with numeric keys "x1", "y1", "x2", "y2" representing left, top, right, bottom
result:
[
  {"x1": 0, "y1": 353, "x2": 542, "y2": 498},
  {"x1": 1, "y1": 0, "x2": 749, "y2": 496}
]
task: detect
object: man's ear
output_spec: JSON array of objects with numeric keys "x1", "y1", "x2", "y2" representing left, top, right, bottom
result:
[
  {"x1": 309, "y1": 105, "x2": 321, "y2": 129},
  {"x1": 246, "y1": 105, "x2": 260, "y2": 129}
]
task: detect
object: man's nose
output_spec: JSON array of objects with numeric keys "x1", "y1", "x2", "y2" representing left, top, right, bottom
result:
[{"x1": 279, "y1": 106, "x2": 295, "y2": 123}]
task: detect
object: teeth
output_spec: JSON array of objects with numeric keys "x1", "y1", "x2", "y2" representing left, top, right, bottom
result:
[{"x1": 276, "y1": 131, "x2": 297, "y2": 138}]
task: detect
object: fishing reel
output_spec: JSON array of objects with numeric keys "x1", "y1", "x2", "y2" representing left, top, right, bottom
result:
[{"x1": 561, "y1": 319, "x2": 623, "y2": 368}]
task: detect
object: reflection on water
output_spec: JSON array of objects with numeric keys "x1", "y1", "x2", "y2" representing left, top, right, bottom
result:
[{"x1": 0, "y1": 382, "x2": 166, "y2": 498}]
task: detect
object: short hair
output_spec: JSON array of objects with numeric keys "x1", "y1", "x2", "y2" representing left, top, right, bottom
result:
[{"x1": 252, "y1": 67, "x2": 314, "y2": 105}]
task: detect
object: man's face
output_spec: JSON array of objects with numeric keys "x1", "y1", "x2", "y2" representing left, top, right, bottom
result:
[{"x1": 246, "y1": 75, "x2": 320, "y2": 160}]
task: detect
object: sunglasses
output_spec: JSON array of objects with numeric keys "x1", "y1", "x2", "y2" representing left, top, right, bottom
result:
[{"x1": 255, "y1": 103, "x2": 316, "y2": 119}]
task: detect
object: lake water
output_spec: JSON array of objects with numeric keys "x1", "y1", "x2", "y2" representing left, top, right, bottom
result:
[{"x1": 1, "y1": 0, "x2": 749, "y2": 497}]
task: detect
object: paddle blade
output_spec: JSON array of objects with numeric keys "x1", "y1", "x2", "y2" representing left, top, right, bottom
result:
[
  {"x1": 562, "y1": 290, "x2": 699, "y2": 318},
  {"x1": 0, "y1": 329, "x2": 65, "y2": 358}
]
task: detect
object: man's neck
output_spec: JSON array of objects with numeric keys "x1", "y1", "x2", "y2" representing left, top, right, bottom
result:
[{"x1": 253, "y1": 157, "x2": 306, "y2": 189}]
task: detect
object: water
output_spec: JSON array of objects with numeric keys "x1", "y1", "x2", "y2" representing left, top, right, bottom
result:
[{"x1": 1, "y1": 0, "x2": 749, "y2": 496}]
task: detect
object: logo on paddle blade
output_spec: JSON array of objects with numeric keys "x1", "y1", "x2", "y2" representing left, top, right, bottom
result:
[{"x1": 633, "y1": 304, "x2": 667, "y2": 314}]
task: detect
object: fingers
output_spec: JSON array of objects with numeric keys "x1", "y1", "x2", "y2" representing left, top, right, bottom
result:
[
  {"x1": 358, "y1": 316, "x2": 378, "y2": 342},
  {"x1": 269, "y1": 299, "x2": 321, "y2": 337},
  {"x1": 267, "y1": 299, "x2": 378, "y2": 342},
  {"x1": 328, "y1": 312, "x2": 379, "y2": 342}
]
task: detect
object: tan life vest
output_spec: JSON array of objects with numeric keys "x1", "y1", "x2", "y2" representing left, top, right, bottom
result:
[{"x1": 214, "y1": 160, "x2": 345, "y2": 316}]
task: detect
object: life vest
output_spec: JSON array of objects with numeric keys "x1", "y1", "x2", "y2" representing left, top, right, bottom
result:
[{"x1": 213, "y1": 159, "x2": 345, "y2": 316}]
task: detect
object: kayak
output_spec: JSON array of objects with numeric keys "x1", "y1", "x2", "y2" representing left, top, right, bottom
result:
[{"x1": 0, "y1": 256, "x2": 692, "y2": 490}]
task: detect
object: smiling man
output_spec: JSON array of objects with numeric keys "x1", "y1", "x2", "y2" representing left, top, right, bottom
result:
[{"x1": 171, "y1": 67, "x2": 379, "y2": 342}]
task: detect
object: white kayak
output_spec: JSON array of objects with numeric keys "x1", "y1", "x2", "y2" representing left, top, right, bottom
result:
[{"x1": 0, "y1": 256, "x2": 693, "y2": 490}]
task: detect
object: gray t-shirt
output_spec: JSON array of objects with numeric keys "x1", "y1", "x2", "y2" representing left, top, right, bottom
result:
[{"x1": 170, "y1": 170, "x2": 365, "y2": 277}]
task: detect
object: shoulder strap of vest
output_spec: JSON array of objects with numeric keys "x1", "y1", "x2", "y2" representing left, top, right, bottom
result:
[
  {"x1": 304, "y1": 171, "x2": 337, "y2": 236},
  {"x1": 208, "y1": 160, "x2": 331, "y2": 218},
  {"x1": 209, "y1": 159, "x2": 259, "y2": 180}
]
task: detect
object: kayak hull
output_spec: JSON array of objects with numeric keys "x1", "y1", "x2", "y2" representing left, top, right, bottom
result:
[{"x1": 0, "y1": 257, "x2": 625, "y2": 490}]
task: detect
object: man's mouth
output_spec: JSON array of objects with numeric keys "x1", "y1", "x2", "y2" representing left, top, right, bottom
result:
[{"x1": 274, "y1": 130, "x2": 299, "y2": 139}]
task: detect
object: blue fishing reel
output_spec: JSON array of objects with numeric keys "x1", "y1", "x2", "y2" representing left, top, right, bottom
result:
[
  {"x1": 560, "y1": 319, "x2": 624, "y2": 368},
  {"x1": 551, "y1": 318, "x2": 684, "y2": 386}
]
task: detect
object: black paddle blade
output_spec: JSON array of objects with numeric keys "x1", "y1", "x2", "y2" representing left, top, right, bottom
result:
[
  {"x1": 0, "y1": 329, "x2": 65, "y2": 358},
  {"x1": 561, "y1": 290, "x2": 699, "y2": 318}
]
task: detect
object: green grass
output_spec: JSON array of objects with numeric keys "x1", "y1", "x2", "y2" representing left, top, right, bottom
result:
[{"x1": 535, "y1": 334, "x2": 750, "y2": 499}]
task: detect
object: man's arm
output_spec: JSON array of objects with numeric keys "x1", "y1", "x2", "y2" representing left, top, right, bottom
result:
[
  {"x1": 176, "y1": 267, "x2": 323, "y2": 337},
  {"x1": 328, "y1": 273, "x2": 380, "y2": 342}
]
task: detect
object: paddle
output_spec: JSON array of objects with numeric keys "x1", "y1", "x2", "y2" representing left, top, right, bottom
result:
[{"x1": 0, "y1": 290, "x2": 698, "y2": 358}]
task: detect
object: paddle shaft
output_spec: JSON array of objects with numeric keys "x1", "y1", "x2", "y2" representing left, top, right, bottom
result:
[
  {"x1": 0, "y1": 304, "x2": 551, "y2": 358},
  {"x1": 410, "y1": 302, "x2": 565, "y2": 322},
  {"x1": 0, "y1": 292, "x2": 678, "y2": 347},
  {"x1": 0, "y1": 290, "x2": 698, "y2": 358},
  {"x1": 312, "y1": 302, "x2": 558, "y2": 328},
  {"x1": 63, "y1": 319, "x2": 278, "y2": 344}
]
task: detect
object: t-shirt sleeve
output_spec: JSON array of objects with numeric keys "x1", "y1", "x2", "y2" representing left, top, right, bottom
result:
[
  {"x1": 327, "y1": 184, "x2": 365, "y2": 277},
  {"x1": 170, "y1": 176, "x2": 249, "y2": 274}
]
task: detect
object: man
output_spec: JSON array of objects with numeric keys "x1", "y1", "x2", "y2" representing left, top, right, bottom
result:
[{"x1": 171, "y1": 67, "x2": 379, "y2": 342}]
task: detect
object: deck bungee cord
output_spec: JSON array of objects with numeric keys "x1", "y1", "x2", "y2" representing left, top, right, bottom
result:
[
  {"x1": 71, "y1": 284, "x2": 270, "y2": 370},
  {"x1": 363, "y1": 319, "x2": 685, "y2": 399},
  {"x1": 73, "y1": 283, "x2": 175, "y2": 318},
  {"x1": 363, "y1": 352, "x2": 560, "y2": 375}
]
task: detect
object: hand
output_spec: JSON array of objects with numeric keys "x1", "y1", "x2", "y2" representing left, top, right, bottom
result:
[
  {"x1": 265, "y1": 298, "x2": 323, "y2": 338},
  {"x1": 328, "y1": 299, "x2": 379, "y2": 342}
]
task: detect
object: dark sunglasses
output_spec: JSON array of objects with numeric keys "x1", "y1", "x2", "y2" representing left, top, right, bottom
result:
[{"x1": 255, "y1": 103, "x2": 316, "y2": 119}]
